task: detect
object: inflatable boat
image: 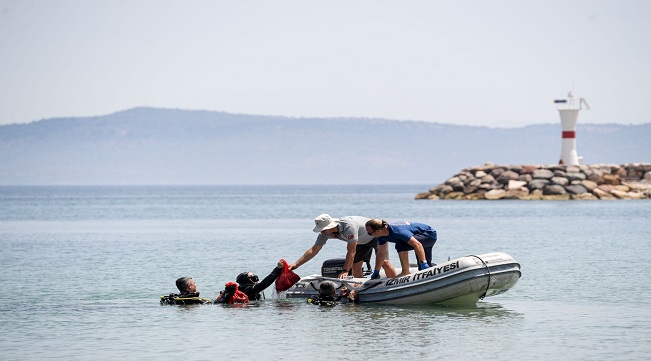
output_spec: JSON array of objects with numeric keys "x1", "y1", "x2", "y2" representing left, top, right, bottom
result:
[{"x1": 285, "y1": 252, "x2": 521, "y2": 306}]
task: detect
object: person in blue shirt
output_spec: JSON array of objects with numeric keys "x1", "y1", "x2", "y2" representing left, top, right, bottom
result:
[{"x1": 365, "y1": 219, "x2": 437, "y2": 279}]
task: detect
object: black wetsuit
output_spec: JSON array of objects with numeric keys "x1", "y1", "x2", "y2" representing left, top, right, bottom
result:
[
  {"x1": 160, "y1": 292, "x2": 212, "y2": 305},
  {"x1": 238, "y1": 266, "x2": 282, "y2": 301},
  {"x1": 308, "y1": 289, "x2": 357, "y2": 306}
]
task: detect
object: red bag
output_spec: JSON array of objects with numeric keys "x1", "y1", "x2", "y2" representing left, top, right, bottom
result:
[{"x1": 275, "y1": 259, "x2": 301, "y2": 292}]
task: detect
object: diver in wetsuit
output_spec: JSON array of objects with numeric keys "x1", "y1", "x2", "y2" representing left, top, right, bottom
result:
[
  {"x1": 307, "y1": 281, "x2": 357, "y2": 306},
  {"x1": 160, "y1": 276, "x2": 212, "y2": 305},
  {"x1": 215, "y1": 259, "x2": 284, "y2": 303},
  {"x1": 236, "y1": 259, "x2": 284, "y2": 300}
]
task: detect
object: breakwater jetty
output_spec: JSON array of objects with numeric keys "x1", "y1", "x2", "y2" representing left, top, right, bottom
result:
[{"x1": 416, "y1": 163, "x2": 651, "y2": 200}]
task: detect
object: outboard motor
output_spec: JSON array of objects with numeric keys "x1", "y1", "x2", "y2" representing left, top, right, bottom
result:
[
  {"x1": 321, "y1": 258, "x2": 346, "y2": 278},
  {"x1": 321, "y1": 258, "x2": 372, "y2": 277}
]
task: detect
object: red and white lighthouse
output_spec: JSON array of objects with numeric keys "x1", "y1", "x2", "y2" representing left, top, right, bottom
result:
[{"x1": 554, "y1": 91, "x2": 590, "y2": 165}]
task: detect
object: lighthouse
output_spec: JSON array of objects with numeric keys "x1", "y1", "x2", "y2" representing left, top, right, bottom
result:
[{"x1": 554, "y1": 91, "x2": 590, "y2": 165}]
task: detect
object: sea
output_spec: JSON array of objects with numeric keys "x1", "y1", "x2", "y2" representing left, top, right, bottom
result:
[{"x1": 0, "y1": 185, "x2": 649, "y2": 361}]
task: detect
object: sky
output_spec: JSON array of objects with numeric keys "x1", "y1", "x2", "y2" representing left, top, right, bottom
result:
[{"x1": 1, "y1": 0, "x2": 650, "y2": 127}]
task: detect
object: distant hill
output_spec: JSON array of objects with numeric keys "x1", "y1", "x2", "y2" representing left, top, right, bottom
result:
[{"x1": 0, "y1": 107, "x2": 649, "y2": 185}]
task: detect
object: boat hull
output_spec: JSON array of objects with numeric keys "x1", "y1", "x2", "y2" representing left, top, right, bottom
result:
[{"x1": 285, "y1": 252, "x2": 521, "y2": 306}]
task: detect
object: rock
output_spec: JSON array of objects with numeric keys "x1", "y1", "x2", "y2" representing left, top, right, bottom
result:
[
  {"x1": 611, "y1": 189, "x2": 633, "y2": 199},
  {"x1": 415, "y1": 192, "x2": 430, "y2": 199},
  {"x1": 529, "y1": 189, "x2": 544, "y2": 200},
  {"x1": 597, "y1": 165, "x2": 613, "y2": 174},
  {"x1": 533, "y1": 169, "x2": 554, "y2": 179},
  {"x1": 571, "y1": 193, "x2": 598, "y2": 200},
  {"x1": 467, "y1": 178, "x2": 482, "y2": 187},
  {"x1": 613, "y1": 185, "x2": 631, "y2": 192},
  {"x1": 429, "y1": 184, "x2": 451, "y2": 194},
  {"x1": 587, "y1": 173, "x2": 604, "y2": 184},
  {"x1": 543, "y1": 184, "x2": 567, "y2": 195},
  {"x1": 490, "y1": 168, "x2": 505, "y2": 178},
  {"x1": 565, "y1": 184, "x2": 588, "y2": 195},
  {"x1": 581, "y1": 180, "x2": 598, "y2": 191},
  {"x1": 478, "y1": 183, "x2": 495, "y2": 190},
  {"x1": 593, "y1": 188, "x2": 616, "y2": 200},
  {"x1": 603, "y1": 174, "x2": 620, "y2": 185},
  {"x1": 551, "y1": 177, "x2": 569, "y2": 186},
  {"x1": 450, "y1": 180, "x2": 465, "y2": 191},
  {"x1": 520, "y1": 165, "x2": 538, "y2": 174},
  {"x1": 554, "y1": 170, "x2": 568, "y2": 177},
  {"x1": 505, "y1": 187, "x2": 530, "y2": 199},
  {"x1": 518, "y1": 174, "x2": 533, "y2": 182},
  {"x1": 463, "y1": 193, "x2": 485, "y2": 200},
  {"x1": 528, "y1": 179, "x2": 550, "y2": 190},
  {"x1": 623, "y1": 181, "x2": 651, "y2": 194},
  {"x1": 508, "y1": 180, "x2": 527, "y2": 190},
  {"x1": 417, "y1": 163, "x2": 651, "y2": 201},
  {"x1": 438, "y1": 185, "x2": 454, "y2": 197},
  {"x1": 548, "y1": 165, "x2": 566, "y2": 172},
  {"x1": 445, "y1": 177, "x2": 464, "y2": 191},
  {"x1": 541, "y1": 194, "x2": 570, "y2": 200},
  {"x1": 497, "y1": 170, "x2": 520, "y2": 185},
  {"x1": 614, "y1": 167, "x2": 627, "y2": 178},
  {"x1": 444, "y1": 191, "x2": 465, "y2": 200},
  {"x1": 484, "y1": 189, "x2": 506, "y2": 200},
  {"x1": 627, "y1": 192, "x2": 645, "y2": 199},
  {"x1": 624, "y1": 166, "x2": 643, "y2": 180},
  {"x1": 566, "y1": 172, "x2": 587, "y2": 181}
]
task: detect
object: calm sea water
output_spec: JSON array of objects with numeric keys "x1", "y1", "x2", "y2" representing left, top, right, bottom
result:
[{"x1": 0, "y1": 185, "x2": 649, "y2": 361}]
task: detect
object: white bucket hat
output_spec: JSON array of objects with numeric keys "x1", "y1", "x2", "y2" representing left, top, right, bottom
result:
[{"x1": 312, "y1": 214, "x2": 340, "y2": 233}]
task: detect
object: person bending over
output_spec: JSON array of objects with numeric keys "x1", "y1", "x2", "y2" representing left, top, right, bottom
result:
[
  {"x1": 365, "y1": 219, "x2": 437, "y2": 279},
  {"x1": 289, "y1": 214, "x2": 396, "y2": 279}
]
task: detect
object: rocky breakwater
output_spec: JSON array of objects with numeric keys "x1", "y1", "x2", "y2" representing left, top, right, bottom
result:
[{"x1": 416, "y1": 163, "x2": 651, "y2": 200}]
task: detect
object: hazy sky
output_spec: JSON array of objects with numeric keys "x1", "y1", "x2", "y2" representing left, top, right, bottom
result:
[{"x1": 1, "y1": 0, "x2": 650, "y2": 127}]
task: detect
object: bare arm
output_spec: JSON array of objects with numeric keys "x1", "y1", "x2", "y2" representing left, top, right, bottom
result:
[
  {"x1": 338, "y1": 242, "x2": 357, "y2": 279},
  {"x1": 289, "y1": 244, "x2": 323, "y2": 270},
  {"x1": 374, "y1": 243, "x2": 388, "y2": 272}
]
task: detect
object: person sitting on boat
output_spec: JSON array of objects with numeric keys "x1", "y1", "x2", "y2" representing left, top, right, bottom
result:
[
  {"x1": 227, "y1": 259, "x2": 285, "y2": 301},
  {"x1": 160, "y1": 276, "x2": 212, "y2": 305},
  {"x1": 288, "y1": 214, "x2": 397, "y2": 279},
  {"x1": 365, "y1": 219, "x2": 437, "y2": 279},
  {"x1": 307, "y1": 281, "x2": 357, "y2": 306}
]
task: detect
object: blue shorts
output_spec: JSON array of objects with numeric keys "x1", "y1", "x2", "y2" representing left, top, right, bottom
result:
[{"x1": 394, "y1": 230, "x2": 437, "y2": 252}]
